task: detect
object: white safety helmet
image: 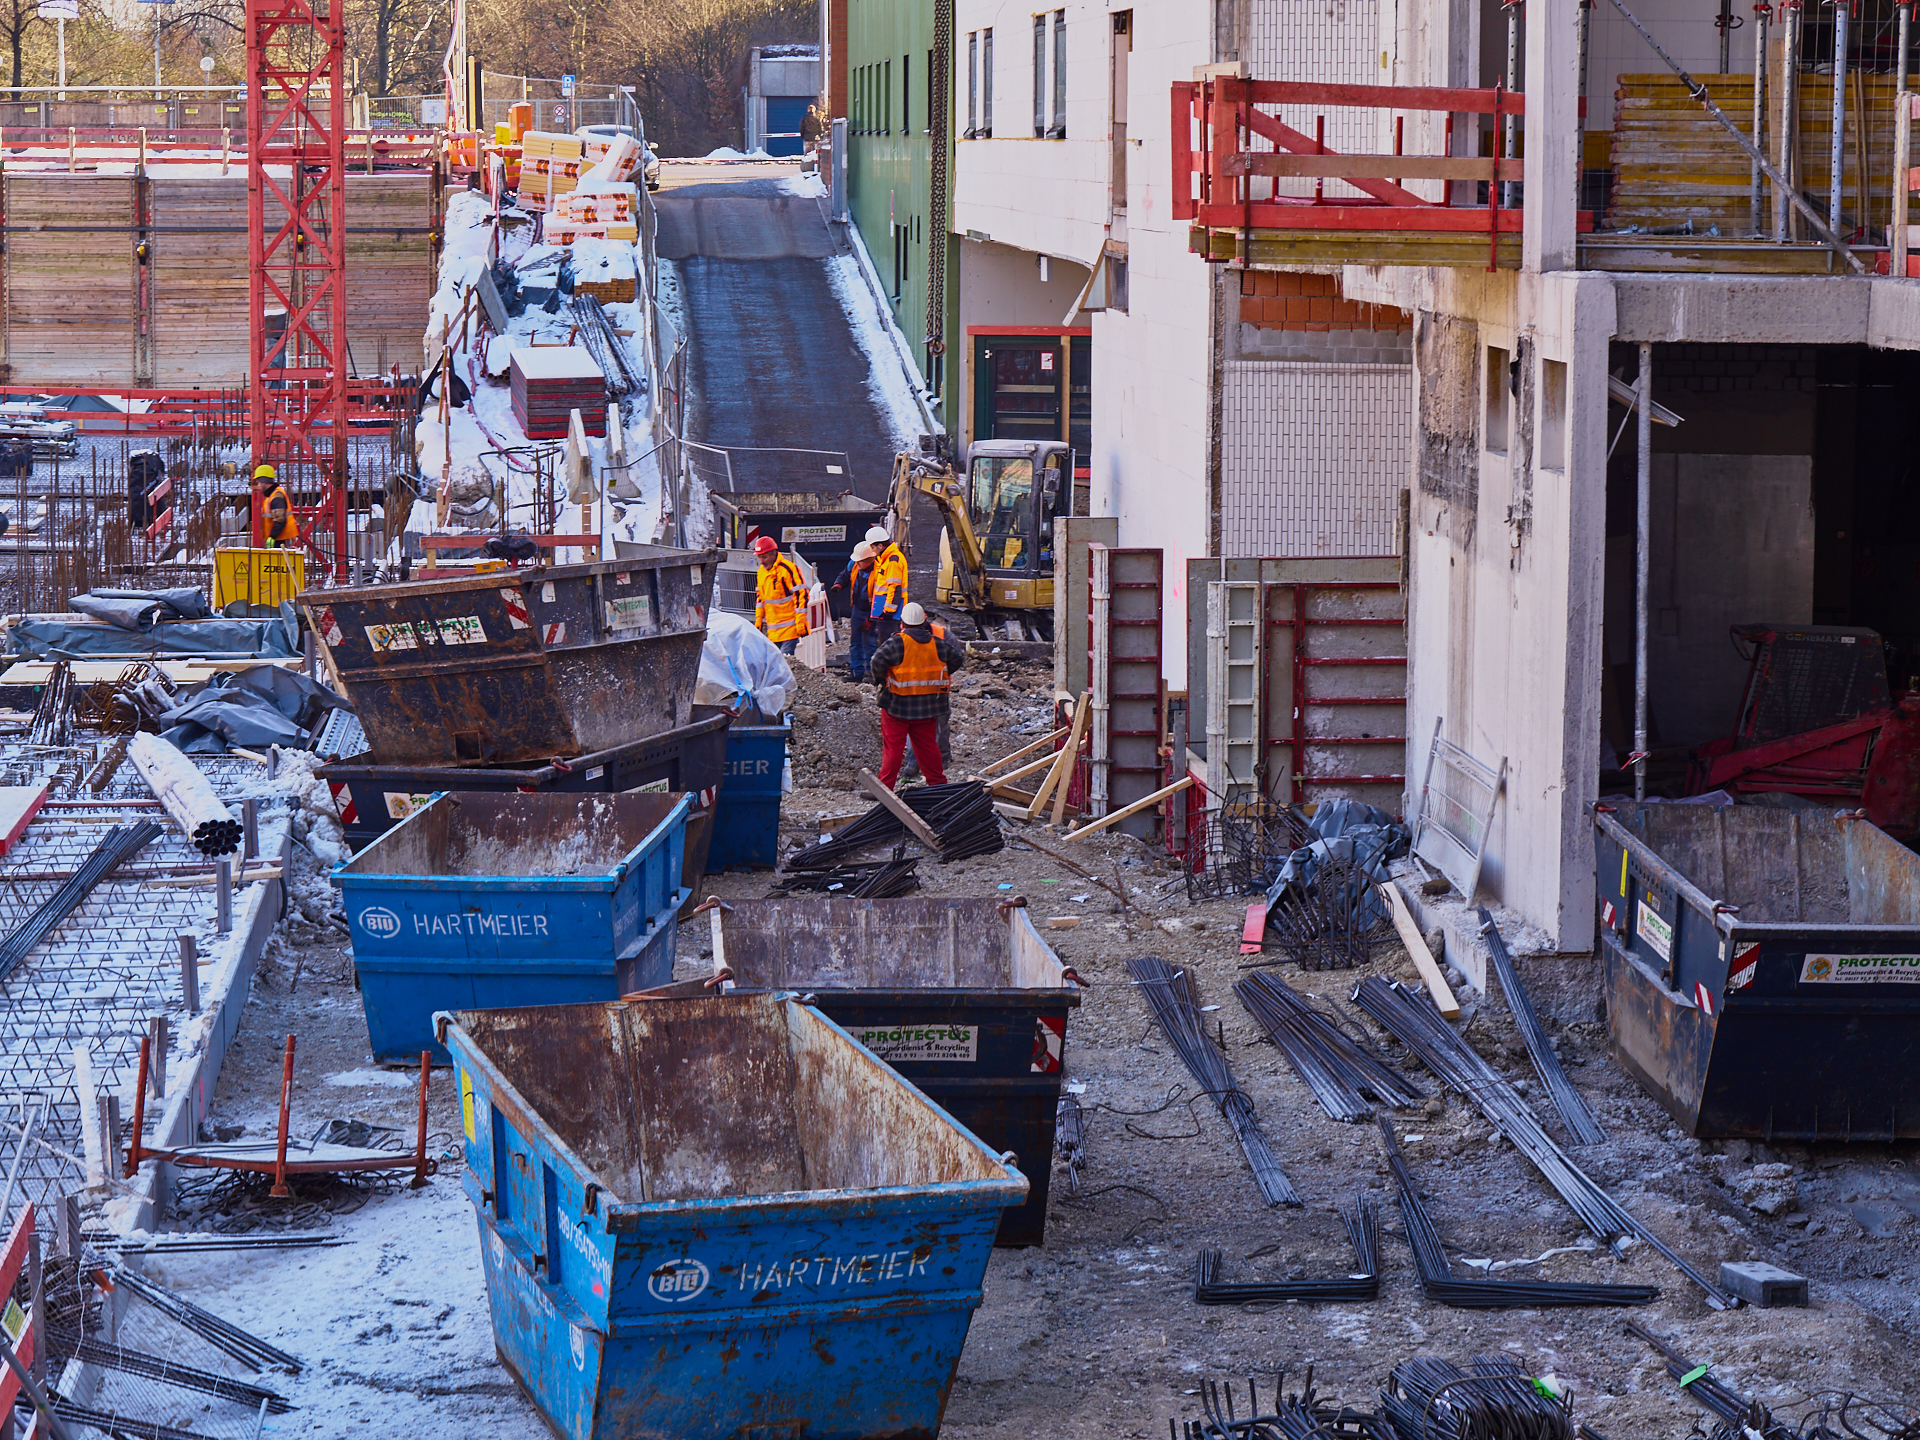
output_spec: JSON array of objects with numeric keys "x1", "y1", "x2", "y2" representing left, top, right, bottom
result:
[
  {"x1": 864, "y1": 525, "x2": 891, "y2": 545},
  {"x1": 851, "y1": 542, "x2": 876, "y2": 562},
  {"x1": 901, "y1": 602, "x2": 927, "y2": 626}
]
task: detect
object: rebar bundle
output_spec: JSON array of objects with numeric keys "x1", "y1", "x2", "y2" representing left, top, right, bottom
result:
[
  {"x1": 1627, "y1": 1322, "x2": 1920, "y2": 1440},
  {"x1": 0, "y1": 821, "x2": 160, "y2": 983},
  {"x1": 1184, "y1": 802, "x2": 1313, "y2": 903},
  {"x1": 1480, "y1": 907, "x2": 1605, "y2": 1145},
  {"x1": 26, "y1": 658, "x2": 73, "y2": 746},
  {"x1": 1379, "y1": 1356, "x2": 1574, "y2": 1440},
  {"x1": 1127, "y1": 955, "x2": 1300, "y2": 1206},
  {"x1": 1263, "y1": 855, "x2": 1395, "y2": 970},
  {"x1": 49, "y1": 1330, "x2": 293, "y2": 1413},
  {"x1": 1236, "y1": 972, "x2": 1425, "y2": 1122},
  {"x1": 1178, "y1": 1371, "x2": 1397, "y2": 1440},
  {"x1": 1193, "y1": 1201, "x2": 1379, "y2": 1304},
  {"x1": 1352, "y1": 977, "x2": 1738, "y2": 1310},
  {"x1": 567, "y1": 292, "x2": 638, "y2": 396},
  {"x1": 1378, "y1": 1114, "x2": 1657, "y2": 1310},
  {"x1": 768, "y1": 853, "x2": 920, "y2": 898},
  {"x1": 783, "y1": 782, "x2": 1003, "y2": 869},
  {"x1": 109, "y1": 1264, "x2": 303, "y2": 1373}
]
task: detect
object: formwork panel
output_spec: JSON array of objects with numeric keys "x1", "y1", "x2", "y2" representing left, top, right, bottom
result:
[
  {"x1": 345, "y1": 173, "x2": 436, "y2": 376},
  {"x1": 5, "y1": 176, "x2": 135, "y2": 386},
  {"x1": 151, "y1": 178, "x2": 250, "y2": 386}
]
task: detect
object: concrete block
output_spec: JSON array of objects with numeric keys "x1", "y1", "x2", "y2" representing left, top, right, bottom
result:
[{"x1": 1717, "y1": 1260, "x2": 1807, "y2": 1307}]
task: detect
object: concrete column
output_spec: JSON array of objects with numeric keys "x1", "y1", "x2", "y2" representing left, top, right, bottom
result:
[{"x1": 1523, "y1": 0, "x2": 1581, "y2": 271}]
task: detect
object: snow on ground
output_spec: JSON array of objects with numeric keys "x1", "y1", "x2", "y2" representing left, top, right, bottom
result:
[
  {"x1": 822, "y1": 242, "x2": 932, "y2": 448},
  {"x1": 139, "y1": 1151, "x2": 549, "y2": 1437},
  {"x1": 699, "y1": 146, "x2": 779, "y2": 161},
  {"x1": 778, "y1": 171, "x2": 828, "y2": 200}
]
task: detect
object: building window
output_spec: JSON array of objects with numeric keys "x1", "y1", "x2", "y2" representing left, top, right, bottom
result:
[
  {"x1": 903, "y1": 53, "x2": 911, "y2": 134},
  {"x1": 1485, "y1": 345, "x2": 1511, "y2": 455},
  {"x1": 1107, "y1": 255, "x2": 1128, "y2": 312},
  {"x1": 1540, "y1": 358, "x2": 1568, "y2": 469},
  {"x1": 1033, "y1": 15, "x2": 1046, "y2": 136},
  {"x1": 982, "y1": 29, "x2": 994, "y2": 134},
  {"x1": 967, "y1": 33, "x2": 978, "y2": 136},
  {"x1": 1050, "y1": 11, "x2": 1066, "y2": 138}
]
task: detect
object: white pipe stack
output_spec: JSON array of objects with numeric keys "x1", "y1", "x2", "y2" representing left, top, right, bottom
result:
[{"x1": 128, "y1": 732, "x2": 241, "y2": 856}]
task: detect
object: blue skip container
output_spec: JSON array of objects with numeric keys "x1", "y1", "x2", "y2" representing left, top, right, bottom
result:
[
  {"x1": 439, "y1": 994, "x2": 1028, "y2": 1440},
  {"x1": 335, "y1": 791, "x2": 692, "y2": 1062},
  {"x1": 709, "y1": 715, "x2": 790, "y2": 870}
]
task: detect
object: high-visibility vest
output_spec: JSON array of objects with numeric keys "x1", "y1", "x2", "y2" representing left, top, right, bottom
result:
[
  {"x1": 886, "y1": 630, "x2": 951, "y2": 698},
  {"x1": 870, "y1": 543, "x2": 908, "y2": 618},
  {"x1": 755, "y1": 555, "x2": 811, "y2": 641},
  {"x1": 259, "y1": 484, "x2": 297, "y2": 545}
]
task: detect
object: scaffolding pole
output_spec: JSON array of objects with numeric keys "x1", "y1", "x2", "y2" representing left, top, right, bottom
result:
[{"x1": 1634, "y1": 343, "x2": 1652, "y2": 803}]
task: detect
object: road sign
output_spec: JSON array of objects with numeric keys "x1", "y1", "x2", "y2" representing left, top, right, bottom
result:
[
  {"x1": 560, "y1": 74, "x2": 575, "y2": 98},
  {"x1": 552, "y1": 102, "x2": 569, "y2": 129},
  {"x1": 36, "y1": 0, "x2": 78, "y2": 18}
]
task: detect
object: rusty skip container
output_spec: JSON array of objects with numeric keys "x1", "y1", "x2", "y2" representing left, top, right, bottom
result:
[
  {"x1": 439, "y1": 994, "x2": 1027, "y2": 1440},
  {"x1": 716, "y1": 897, "x2": 1079, "y2": 1246},
  {"x1": 1595, "y1": 800, "x2": 1920, "y2": 1140},
  {"x1": 299, "y1": 548, "x2": 720, "y2": 767}
]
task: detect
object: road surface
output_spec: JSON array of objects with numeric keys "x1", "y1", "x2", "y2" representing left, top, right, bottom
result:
[{"x1": 651, "y1": 158, "x2": 944, "y2": 596}]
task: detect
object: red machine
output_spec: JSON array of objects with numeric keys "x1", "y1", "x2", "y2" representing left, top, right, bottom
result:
[{"x1": 1689, "y1": 624, "x2": 1920, "y2": 836}]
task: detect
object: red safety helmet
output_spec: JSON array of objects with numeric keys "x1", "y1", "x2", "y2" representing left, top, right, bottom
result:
[{"x1": 751, "y1": 535, "x2": 779, "y2": 556}]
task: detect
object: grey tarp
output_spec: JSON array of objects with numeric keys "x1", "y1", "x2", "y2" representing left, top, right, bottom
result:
[
  {"x1": 67, "y1": 588, "x2": 213, "y2": 629},
  {"x1": 9, "y1": 605, "x2": 299, "y2": 660},
  {"x1": 1264, "y1": 798, "x2": 1411, "y2": 932},
  {"x1": 156, "y1": 665, "x2": 351, "y2": 753}
]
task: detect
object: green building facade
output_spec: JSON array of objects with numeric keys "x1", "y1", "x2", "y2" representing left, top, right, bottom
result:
[{"x1": 843, "y1": 0, "x2": 958, "y2": 431}]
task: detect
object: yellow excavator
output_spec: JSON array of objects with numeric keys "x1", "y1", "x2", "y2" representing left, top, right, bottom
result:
[{"x1": 886, "y1": 435, "x2": 1079, "y2": 639}]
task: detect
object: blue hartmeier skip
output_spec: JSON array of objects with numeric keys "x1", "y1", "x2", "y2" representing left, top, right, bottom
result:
[
  {"x1": 438, "y1": 994, "x2": 1028, "y2": 1440},
  {"x1": 334, "y1": 791, "x2": 691, "y2": 963}
]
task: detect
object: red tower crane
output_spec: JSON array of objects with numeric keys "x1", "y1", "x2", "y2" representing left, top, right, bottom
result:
[{"x1": 246, "y1": 0, "x2": 350, "y2": 578}]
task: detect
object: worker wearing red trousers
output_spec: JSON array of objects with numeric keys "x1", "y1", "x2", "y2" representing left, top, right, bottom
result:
[{"x1": 867, "y1": 601, "x2": 966, "y2": 789}]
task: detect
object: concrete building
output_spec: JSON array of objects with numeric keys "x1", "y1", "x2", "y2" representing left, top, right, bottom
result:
[{"x1": 745, "y1": 46, "x2": 823, "y2": 157}]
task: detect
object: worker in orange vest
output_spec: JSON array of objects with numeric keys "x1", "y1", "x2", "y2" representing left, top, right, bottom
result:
[
  {"x1": 865, "y1": 524, "x2": 909, "y2": 645},
  {"x1": 251, "y1": 464, "x2": 297, "y2": 548},
  {"x1": 867, "y1": 601, "x2": 966, "y2": 789},
  {"x1": 752, "y1": 535, "x2": 811, "y2": 654}
]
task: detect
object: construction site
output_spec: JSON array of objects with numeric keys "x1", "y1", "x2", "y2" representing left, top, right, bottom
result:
[{"x1": 0, "y1": 0, "x2": 1913, "y2": 1434}]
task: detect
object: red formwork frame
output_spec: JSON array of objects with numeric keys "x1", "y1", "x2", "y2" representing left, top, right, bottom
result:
[
  {"x1": 1263, "y1": 579, "x2": 1407, "y2": 799},
  {"x1": 247, "y1": 0, "x2": 350, "y2": 578}
]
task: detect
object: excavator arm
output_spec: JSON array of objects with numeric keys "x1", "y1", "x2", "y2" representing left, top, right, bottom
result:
[{"x1": 887, "y1": 451, "x2": 989, "y2": 610}]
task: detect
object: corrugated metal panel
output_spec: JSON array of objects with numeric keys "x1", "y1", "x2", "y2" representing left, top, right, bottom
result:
[
  {"x1": 1245, "y1": 0, "x2": 1382, "y2": 199},
  {"x1": 1220, "y1": 361, "x2": 1411, "y2": 558}
]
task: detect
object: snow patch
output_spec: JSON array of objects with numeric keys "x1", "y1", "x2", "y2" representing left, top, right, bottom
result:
[
  {"x1": 327, "y1": 1068, "x2": 425, "y2": 1089},
  {"x1": 821, "y1": 245, "x2": 930, "y2": 449}
]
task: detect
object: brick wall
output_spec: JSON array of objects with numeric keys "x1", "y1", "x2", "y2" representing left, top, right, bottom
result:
[
  {"x1": 828, "y1": 0, "x2": 848, "y2": 117},
  {"x1": 1238, "y1": 270, "x2": 1411, "y2": 335}
]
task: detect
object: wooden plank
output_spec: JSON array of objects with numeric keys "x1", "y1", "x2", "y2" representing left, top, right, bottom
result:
[
  {"x1": 0, "y1": 783, "x2": 49, "y2": 855},
  {"x1": 983, "y1": 749, "x2": 1064, "y2": 797},
  {"x1": 1063, "y1": 775, "x2": 1193, "y2": 842},
  {"x1": 1379, "y1": 880, "x2": 1461, "y2": 1019},
  {"x1": 857, "y1": 768, "x2": 943, "y2": 851},
  {"x1": 980, "y1": 725, "x2": 1070, "y2": 775}
]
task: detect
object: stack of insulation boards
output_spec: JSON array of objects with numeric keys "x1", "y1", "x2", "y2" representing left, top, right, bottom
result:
[
  {"x1": 510, "y1": 346, "x2": 607, "y2": 439},
  {"x1": 519, "y1": 131, "x2": 583, "y2": 213},
  {"x1": 550, "y1": 184, "x2": 639, "y2": 245}
]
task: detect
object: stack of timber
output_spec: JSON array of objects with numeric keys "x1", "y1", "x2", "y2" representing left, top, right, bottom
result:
[
  {"x1": 1607, "y1": 72, "x2": 1898, "y2": 237},
  {"x1": 510, "y1": 347, "x2": 607, "y2": 439}
]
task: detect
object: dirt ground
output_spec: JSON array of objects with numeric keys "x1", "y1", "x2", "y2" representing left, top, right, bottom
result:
[{"x1": 214, "y1": 641, "x2": 1920, "y2": 1437}]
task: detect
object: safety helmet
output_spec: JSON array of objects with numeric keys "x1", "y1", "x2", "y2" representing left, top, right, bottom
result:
[
  {"x1": 901, "y1": 602, "x2": 927, "y2": 626},
  {"x1": 851, "y1": 542, "x2": 876, "y2": 562},
  {"x1": 864, "y1": 525, "x2": 890, "y2": 545},
  {"x1": 252, "y1": 463, "x2": 277, "y2": 482},
  {"x1": 751, "y1": 535, "x2": 778, "y2": 556}
]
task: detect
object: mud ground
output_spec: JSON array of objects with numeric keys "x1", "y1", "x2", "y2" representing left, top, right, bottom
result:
[{"x1": 221, "y1": 643, "x2": 1920, "y2": 1437}]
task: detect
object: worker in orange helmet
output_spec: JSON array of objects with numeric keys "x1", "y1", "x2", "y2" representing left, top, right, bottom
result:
[
  {"x1": 867, "y1": 601, "x2": 966, "y2": 789},
  {"x1": 752, "y1": 534, "x2": 811, "y2": 655},
  {"x1": 251, "y1": 464, "x2": 297, "y2": 548}
]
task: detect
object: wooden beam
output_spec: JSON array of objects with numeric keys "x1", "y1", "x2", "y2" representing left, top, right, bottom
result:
[
  {"x1": 858, "y1": 769, "x2": 944, "y2": 852},
  {"x1": 978, "y1": 749, "x2": 1064, "y2": 792},
  {"x1": 1378, "y1": 881, "x2": 1461, "y2": 1019},
  {"x1": 1026, "y1": 692, "x2": 1090, "y2": 821},
  {"x1": 1063, "y1": 775, "x2": 1194, "y2": 842},
  {"x1": 981, "y1": 725, "x2": 1070, "y2": 775}
]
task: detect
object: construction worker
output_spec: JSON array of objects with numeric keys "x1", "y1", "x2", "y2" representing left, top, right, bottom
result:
[
  {"x1": 868, "y1": 601, "x2": 965, "y2": 789},
  {"x1": 752, "y1": 535, "x2": 811, "y2": 654},
  {"x1": 830, "y1": 540, "x2": 878, "y2": 682},
  {"x1": 251, "y1": 465, "x2": 297, "y2": 548},
  {"x1": 866, "y1": 524, "x2": 909, "y2": 647}
]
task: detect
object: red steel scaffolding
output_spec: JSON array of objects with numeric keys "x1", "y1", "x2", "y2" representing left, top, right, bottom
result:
[{"x1": 247, "y1": 0, "x2": 350, "y2": 577}]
